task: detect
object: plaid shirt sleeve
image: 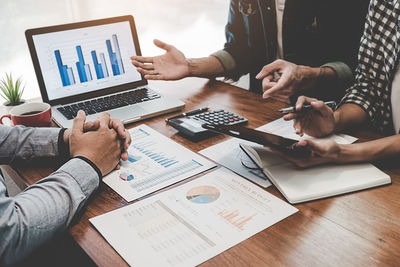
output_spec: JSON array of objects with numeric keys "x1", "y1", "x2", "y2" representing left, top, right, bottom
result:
[{"x1": 339, "y1": 0, "x2": 400, "y2": 135}]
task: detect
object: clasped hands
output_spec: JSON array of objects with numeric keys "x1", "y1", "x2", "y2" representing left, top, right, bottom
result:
[{"x1": 63, "y1": 110, "x2": 132, "y2": 176}]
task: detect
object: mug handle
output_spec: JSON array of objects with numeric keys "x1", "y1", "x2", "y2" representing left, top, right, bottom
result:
[{"x1": 0, "y1": 114, "x2": 11, "y2": 125}]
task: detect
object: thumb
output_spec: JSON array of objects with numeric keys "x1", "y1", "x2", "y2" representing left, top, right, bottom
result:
[
  {"x1": 256, "y1": 60, "x2": 281, "y2": 79},
  {"x1": 83, "y1": 119, "x2": 100, "y2": 132},
  {"x1": 154, "y1": 39, "x2": 172, "y2": 51},
  {"x1": 72, "y1": 110, "x2": 86, "y2": 134},
  {"x1": 303, "y1": 139, "x2": 325, "y2": 155}
]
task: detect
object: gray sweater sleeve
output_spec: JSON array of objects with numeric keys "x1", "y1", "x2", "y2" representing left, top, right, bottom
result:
[{"x1": 0, "y1": 126, "x2": 99, "y2": 266}]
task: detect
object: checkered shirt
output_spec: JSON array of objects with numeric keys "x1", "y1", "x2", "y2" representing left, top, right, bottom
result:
[{"x1": 339, "y1": 0, "x2": 400, "y2": 135}]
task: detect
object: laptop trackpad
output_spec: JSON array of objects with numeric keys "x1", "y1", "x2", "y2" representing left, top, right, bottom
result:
[{"x1": 108, "y1": 105, "x2": 146, "y2": 120}]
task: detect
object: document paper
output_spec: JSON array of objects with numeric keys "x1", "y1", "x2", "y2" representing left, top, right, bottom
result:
[
  {"x1": 91, "y1": 168, "x2": 298, "y2": 266},
  {"x1": 103, "y1": 124, "x2": 216, "y2": 202}
]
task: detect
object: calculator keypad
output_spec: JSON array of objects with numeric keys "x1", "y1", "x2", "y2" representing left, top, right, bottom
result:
[{"x1": 191, "y1": 110, "x2": 247, "y2": 125}]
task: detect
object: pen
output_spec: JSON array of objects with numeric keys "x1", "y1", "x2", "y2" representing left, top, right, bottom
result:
[
  {"x1": 166, "y1": 107, "x2": 209, "y2": 122},
  {"x1": 278, "y1": 101, "x2": 336, "y2": 114}
]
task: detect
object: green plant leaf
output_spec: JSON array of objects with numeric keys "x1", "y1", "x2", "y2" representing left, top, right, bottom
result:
[{"x1": 0, "y1": 72, "x2": 24, "y2": 105}]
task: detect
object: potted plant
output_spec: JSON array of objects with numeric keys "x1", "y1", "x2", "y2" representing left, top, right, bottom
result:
[{"x1": 0, "y1": 73, "x2": 25, "y2": 112}]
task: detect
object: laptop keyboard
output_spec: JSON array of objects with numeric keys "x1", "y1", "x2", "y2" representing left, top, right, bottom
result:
[{"x1": 57, "y1": 88, "x2": 161, "y2": 120}]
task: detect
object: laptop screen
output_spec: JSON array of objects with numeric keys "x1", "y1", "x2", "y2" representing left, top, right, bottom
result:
[{"x1": 29, "y1": 18, "x2": 143, "y2": 102}]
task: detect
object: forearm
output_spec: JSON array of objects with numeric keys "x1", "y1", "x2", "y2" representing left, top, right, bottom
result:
[
  {"x1": 0, "y1": 126, "x2": 62, "y2": 164},
  {"x1": 187, "y1": 56, "x2": 225, "y2": 78},
  {"x1": 337, "y1": 134, "x2": 400, "y2": 163},
  {"x1": 297, "y1": 65, "x2": 337, "y2": 90},
  {"x1": 0, "y1": 158, "x2": 99, "y2": 265},
  {"x1": 333, "y1": 103, "x2": 368, "y2": 133}
]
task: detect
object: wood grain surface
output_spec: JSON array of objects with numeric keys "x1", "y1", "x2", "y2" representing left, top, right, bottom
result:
[{"x1": 8, "y1": 78, "x2": 400, "y2": 266}]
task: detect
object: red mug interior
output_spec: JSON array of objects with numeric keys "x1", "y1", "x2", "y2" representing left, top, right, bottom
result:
[{"x1": 0, "y1": 102, "x2": 52, "y2": 127}]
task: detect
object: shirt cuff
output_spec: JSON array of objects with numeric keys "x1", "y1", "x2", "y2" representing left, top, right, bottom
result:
[
  {"x1": 57, "y1": 128, "x2": 70, "y2": 160},
  {"x1": 211, "y1": 50, "x2": 237, "y2": 73},
  {"x1": 58, "y1": 157, "x2": 100, "y2": 197},
  {"x1": 73, "y1": 156, "x2": 102, "y2": 181},
  {"x1": 321, "y1": 62, "x2": 353, "y2": 87}
]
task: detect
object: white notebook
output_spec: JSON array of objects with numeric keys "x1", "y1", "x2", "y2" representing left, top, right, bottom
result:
[{"x1": 240, "y1": 144, "x2": 391, "y2": 204}]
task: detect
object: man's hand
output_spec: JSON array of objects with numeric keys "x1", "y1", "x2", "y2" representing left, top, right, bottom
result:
[
  {"x1": 283, "y1": 96, "x2": 336, "y2": 137},
  {"x1": 256, "y1": 59, "x2": 323, "y2": 102},
  {"x1": 268, "y1": 139, "x2": 342, "y2": 168},
  {"x1": 69, "y1": 111, "x2": 122, "y2": 176},
  {"x1": 131, "y1": 39, "x2": 190, "y2": 80}
]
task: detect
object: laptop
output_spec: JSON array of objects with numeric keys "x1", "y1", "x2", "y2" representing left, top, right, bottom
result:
[{"x1": 25, "y1": 15, "x2": 184, "y2": 128}]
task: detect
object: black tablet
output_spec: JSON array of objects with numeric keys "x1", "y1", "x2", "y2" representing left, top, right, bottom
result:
[{"x1": 203, "y1": 124, "x2": 310, "y2": 156}]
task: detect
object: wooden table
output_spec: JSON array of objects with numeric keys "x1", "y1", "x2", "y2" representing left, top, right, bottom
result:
[{"x1": 7, "y1": 78, "x2": 400, "y2": 266}]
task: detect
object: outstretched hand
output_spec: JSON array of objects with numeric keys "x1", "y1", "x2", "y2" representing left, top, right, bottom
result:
[{"x1": 131, "y1": 39, "x2": 190, "y2": 80}]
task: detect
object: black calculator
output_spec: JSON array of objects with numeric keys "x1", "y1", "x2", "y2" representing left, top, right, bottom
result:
[
  {"x1": 167, "y1": 109, "x2": 248, "y2": 140},
  {"x1": 192, "y1": 109, "x2": 247, "y2": 126}
]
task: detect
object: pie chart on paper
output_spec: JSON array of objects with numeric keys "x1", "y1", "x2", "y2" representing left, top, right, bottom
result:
[{"x1": 186, "y1": 186, "x2": 220, "y2": 204}]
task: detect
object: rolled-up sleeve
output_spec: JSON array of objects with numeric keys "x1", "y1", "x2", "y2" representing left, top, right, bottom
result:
[{"x1": 322, "y1": 61, "x2": 354, "y2": 89}]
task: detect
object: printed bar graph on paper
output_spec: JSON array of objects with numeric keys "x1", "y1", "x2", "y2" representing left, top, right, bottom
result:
[
  {"x1": 133, "y1": 143, "x2": 179, "y2": 168},
  {"x1": 130, "y1": 160, "x2": 204, "y2": 192},
  {"x1": 106, "y1": 34, "x2": 125, "y2": 76},
  {"x1": 76, "y1": 45, "x2": 93, "y2": 83},
  {"x1": 217, "y1": 209, "x2": 256, "y2": 231},
  {"x1": 54, "y1": 50, "x2": 75, "y2": 86}
]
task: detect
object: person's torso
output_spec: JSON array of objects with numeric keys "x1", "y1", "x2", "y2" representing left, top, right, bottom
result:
[{"x1": 236, "y1": 0, "x2": 368, "y2": 95}]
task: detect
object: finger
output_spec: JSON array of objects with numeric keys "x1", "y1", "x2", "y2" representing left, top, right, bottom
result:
[
  {"x1": 97, "y1": 112, "x2": 111, "y2": 128},
  {"x1": 109, "y1": 119, "x2": 126, "y2": 138},
  {"x1": 115, "y1": 163, "x2": 121, "y2": 170},
  {"x1": 131, "y1": 60, "x2": 154, "y2": 70},
  {"x1": 283, "y1": 113, "x2": 299, "y2": 121},
  {"x1": 124, "y1": 131, "x2": 132, "y2": 150},
  {"x1": 71, "y1": 110, "x2": 86, "y2": 134},
  {"x1": 262, "y1": 79, "x2": 275, "y2": 93},
  {"x1": 294, "y1": 120, "x2": 303, "y2": 136},
  {"x1": 262, "y1": 72, "x2": 291, "y2": 99},
  {"x1": 310, "y1": 100, "x2": 333, "y2": 117},
  {"x1": 154, "y1": 39, "x2": 173, "y2": 51},
  {"x1": 137, "y1": 68, "x2": 158, "y2": 76},
  {"x1": 295, "y1": 95, "x2": 318, "y2": 111},
  {"x1": 302, "y1": 139, "x2": 326, "y2": 155},
  {"x1": 130, "y1": 55, "x2": 153, "y2": 63},
  {"x1": 256, "y1": 60, "x2": 282, "y2": 79},
  {"x1": 83, "y1": 120, "x2": 100, "y2": 132},
  {"x1": 121, "y1": 151, "x2": 128, "y2": 161}
]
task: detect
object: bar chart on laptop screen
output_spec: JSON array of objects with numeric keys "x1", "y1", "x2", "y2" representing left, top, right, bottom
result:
[
  {"x1": 54, "y1": 34, "x2": 125, "y2": 86},
  {"x1": 32, "y1": 21, "x2": 142, "y2": 100}
]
